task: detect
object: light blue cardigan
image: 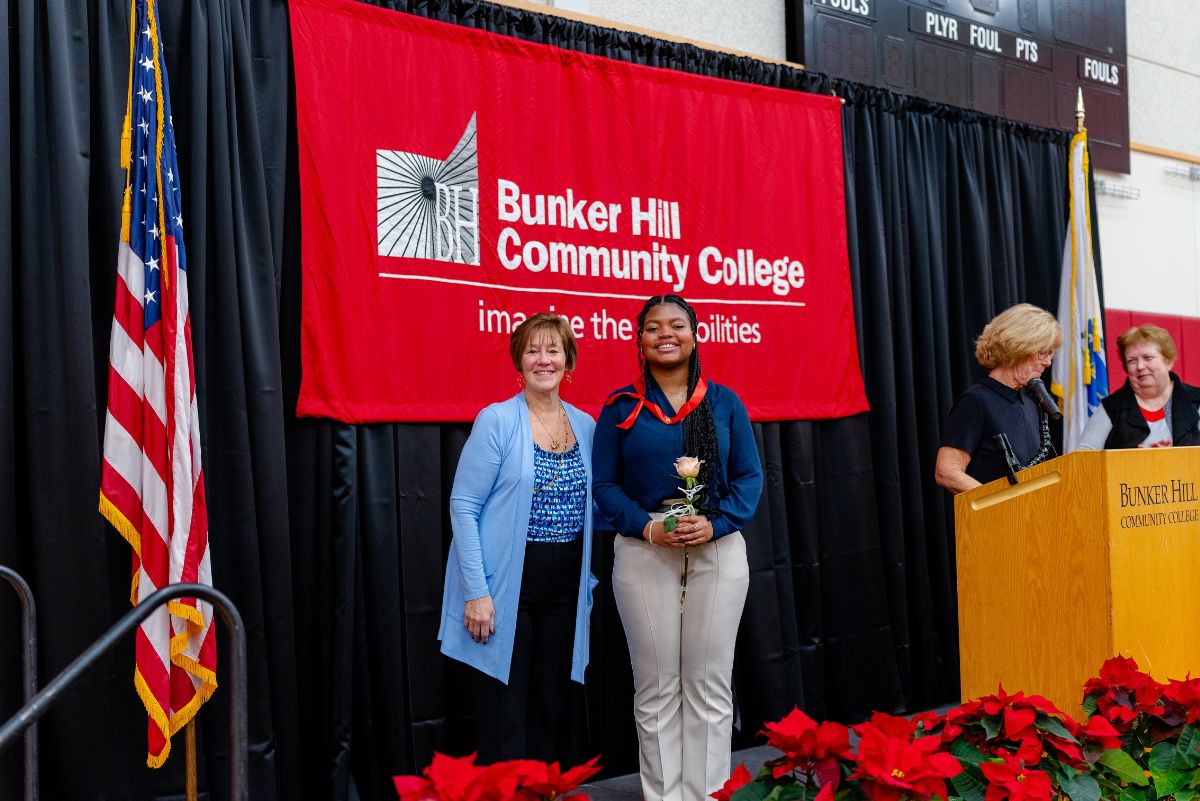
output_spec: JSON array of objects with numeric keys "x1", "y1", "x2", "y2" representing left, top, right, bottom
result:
[{"x1": 438, "y1": 392, "x2": 598, "y2": 685}]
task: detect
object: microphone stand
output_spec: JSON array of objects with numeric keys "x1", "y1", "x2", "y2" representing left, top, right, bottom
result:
[{"x1": 993, "y1": 432, "x2": 1021, "y2": 485}]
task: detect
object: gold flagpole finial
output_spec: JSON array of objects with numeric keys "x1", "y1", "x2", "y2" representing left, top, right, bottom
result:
[{"x1": 1075, "y1": 87, "x2": 1086, "y2": 132}]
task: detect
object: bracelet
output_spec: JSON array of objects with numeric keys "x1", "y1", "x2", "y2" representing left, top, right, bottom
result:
[{"x1": 643, "y1": 520, "x2": 654, "y2": 544}]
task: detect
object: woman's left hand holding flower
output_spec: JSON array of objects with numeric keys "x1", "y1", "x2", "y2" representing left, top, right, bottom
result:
[{"x1": 676, "y1": 514, "x2": 713, "y2": 546}]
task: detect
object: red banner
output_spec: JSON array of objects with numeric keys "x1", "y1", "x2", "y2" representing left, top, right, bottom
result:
[{"x1": 290, "y1": 0, "x2": 868, "y2": 422}]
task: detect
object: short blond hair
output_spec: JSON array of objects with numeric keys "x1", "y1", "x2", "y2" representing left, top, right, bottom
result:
[
  {"x1": 974, "y1": 303, "x2": 1063, "y2": 368},
  {"x1": 1117, "y1": 324, "x2": 1177, "y2": 364},
  {"x1": 509, "y1": 313, "x2": 578, "y2": 371}
]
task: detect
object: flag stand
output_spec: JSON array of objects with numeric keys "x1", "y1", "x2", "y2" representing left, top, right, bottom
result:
[{"x1": 186, "y1": 721, "x2": 198, "y2": 801}]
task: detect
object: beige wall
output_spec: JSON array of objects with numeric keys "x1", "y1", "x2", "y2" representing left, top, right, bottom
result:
[
  {"x1": 531, "y1": 0, "x2": 786, "y2": 61},
  {"x1": 1095, "y1": 1, "x2": 1200, "y2": 317}
]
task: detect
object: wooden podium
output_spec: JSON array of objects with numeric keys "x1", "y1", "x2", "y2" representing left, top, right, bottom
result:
[{"x1": 955, "y1": 447, "x2": 1200, "y2": 715}]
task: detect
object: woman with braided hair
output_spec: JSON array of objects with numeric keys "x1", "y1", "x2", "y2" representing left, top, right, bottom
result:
[{"x1": 593, "y1": 294, "x2": 764, "y2": 801}]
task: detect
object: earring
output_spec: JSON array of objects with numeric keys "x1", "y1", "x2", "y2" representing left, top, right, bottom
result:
[
  {"x1": 518, "y1": 374, "x2": 525, "y2": 388},
  {"x1": 565, "y1": 372, "x2": 573, "y2": 383}
]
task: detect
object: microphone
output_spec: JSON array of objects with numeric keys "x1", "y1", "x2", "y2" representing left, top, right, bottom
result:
[{"x1": 1025, "y1": 378, "x2": 1062, "y2": 421}]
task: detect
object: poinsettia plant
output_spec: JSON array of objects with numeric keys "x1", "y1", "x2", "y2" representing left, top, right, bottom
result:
[
  {"x1": 1080, "y1": 657, "x2": 1200, "y2": 801},
  {"x1": 713, "y1": 658, "x2": 1200, "y2": 801},
  {"x1": 393, "y1": 753, "x2": 601, "y2": 801}
]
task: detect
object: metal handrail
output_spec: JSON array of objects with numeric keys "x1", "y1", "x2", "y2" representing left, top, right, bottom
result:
[
  {"x1": 0, "y1": 565, "x2": 37, "y2": 801},
  {"x1": 0, "y1": 582, "x2": 246, "y2": 801}
]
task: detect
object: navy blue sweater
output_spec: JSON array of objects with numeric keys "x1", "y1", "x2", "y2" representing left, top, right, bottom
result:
[{"x1": 592, "y1": 379, "x2": 764, "y2": 540}]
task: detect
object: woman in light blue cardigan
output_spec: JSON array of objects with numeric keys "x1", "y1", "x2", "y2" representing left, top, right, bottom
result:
[{"x1": 439, "y1": 313, "x2": 597, "y2": 764}]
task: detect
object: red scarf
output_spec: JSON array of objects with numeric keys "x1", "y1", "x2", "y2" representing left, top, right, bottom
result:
[{"x1": 605, "y1": 376, "x2": 708, "y2": 430}]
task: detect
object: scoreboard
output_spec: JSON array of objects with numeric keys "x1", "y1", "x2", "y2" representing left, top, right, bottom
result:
[{"x1": 787, "y1": 0, "x2": 1129, "y2": 172}]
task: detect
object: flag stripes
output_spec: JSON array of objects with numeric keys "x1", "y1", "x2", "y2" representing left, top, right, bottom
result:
[{"x1": 99, "y1": 0, "x2": 217, "y2": 768}]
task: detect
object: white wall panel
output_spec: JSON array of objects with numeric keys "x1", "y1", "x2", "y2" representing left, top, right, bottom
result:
[{"x1": 1096, "y1": 150, "x2": 1200, "y2": 317}]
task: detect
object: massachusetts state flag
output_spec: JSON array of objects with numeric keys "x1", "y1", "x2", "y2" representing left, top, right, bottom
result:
[
  {"x1": 1051, "y1": 128, "x2": 1108, "y2": 452},
  {"x1": 99, "y1": 0, "x2": 217, "y2": 768}
]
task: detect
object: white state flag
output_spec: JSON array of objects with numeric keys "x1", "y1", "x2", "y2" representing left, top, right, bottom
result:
[{"x1": 1050, "y1": 129, "x2": 1108, "y2": 452}]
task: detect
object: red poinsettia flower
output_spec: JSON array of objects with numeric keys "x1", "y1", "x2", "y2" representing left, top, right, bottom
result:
[
  {"x1": 428, "y1": 753, "x2": 490, "y2": 801},
  {"x1": 856, "y1": 712, "x2": 924, "y2": 740},
  {"x1": 941, "y1": 686, "x2": 1083, "y2": 766},
  {"x1": 851, "y1": 726, "x2": 962, "y2": 801},
  {"x1": 1077, "y1": 715, "x2": 1122, "y2": 751},
  {"x1": 979, "y1": 757, "x2": 1054, "y2": 801},
  {"x1": 394, "y1": 753, "x2": 488, "y2": 801},
  {"x1": 911, "y1": 710, "x2": 944, "y2": 735},
  {"x1": 1161, "y1": 677, "x2": 1200, "y2": 725},
  {"x1": 761, "y1": 707, "x2": 854, "y2": 788},
  {"x1": 471, "y1": 756, "x2": 600, "y2": 800},
  {"x1": 393, "y1": 775, "x2": 438, "y2": 801},
  {"x1": 393, "y1": 754, "x2": 601, "y2": 801},
  {"x1": 711, "y1": 764, "x2": 754, "y2": 801},
  {"x1": 1083, "y1": 656, "x2": 1166, "y2": 726}
]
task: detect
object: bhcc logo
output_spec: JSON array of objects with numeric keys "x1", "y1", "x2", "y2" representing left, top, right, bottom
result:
[{"x1": 377, "y1": 114, "x2": 479, "y2": 265}]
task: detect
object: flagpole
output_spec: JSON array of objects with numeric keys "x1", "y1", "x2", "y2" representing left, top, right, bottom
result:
[{"x1": 186, "y1": 721, "x2": 198, "y2": 801}]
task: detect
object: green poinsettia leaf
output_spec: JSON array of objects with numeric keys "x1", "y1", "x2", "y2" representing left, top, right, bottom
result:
[
  {"x1": 732, "y1": 780, "x2": 774, "y2": 801},
  {"x1": 1120, "y1": 786, "x2": 1150, "y2": 801},
  {"x1": 950, "y1": 768, "x2": 988, "y2": 801},
  {"x1": 1152, "y1": 769, "x2": 1191, "y2": 798},
  {"x1": 1082, "y1": 695, "x2": 1100, "y2": 718},
  {"x1": 1100, "y1": 748, "x2": 1151, "y2": 786},
  {"x1": 1147, "y1": 743, "x2": 1176, "y2": 772},
  {"x1": 1175, "y1": 788, "x2": 1200, "y2": 801},
  {"x1": 1037, "y1": 714, "x2": 1080, "y2": 742},
  {"x1": 663, "y1": 516, "x2": 678, "y2": 532},
  {"x1": 1060, "y1": 771, "x2": 1102, "y2": 801},
  {"x1": 1175, "y1": 726, "x2": 1200, "y2": 771},
  {"x1": 949, "y1": 740, "x2": 988, "y2": 766},
  {"x1": 775, "y1": 786, "x2": 807, "y2": 801},
  {"x1": 1151, "y1": 742, "x2": 1178, "y2": 774},
  {"x1": 981, "y1": 715, "x2": 1002, "y2": 740}
]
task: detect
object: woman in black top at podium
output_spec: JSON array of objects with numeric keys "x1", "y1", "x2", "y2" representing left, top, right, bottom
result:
[{"x1": 936, "y1": 304, "x2": 1063, "y2": 493}]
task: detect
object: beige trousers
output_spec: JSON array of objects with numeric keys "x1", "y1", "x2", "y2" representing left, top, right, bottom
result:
[{"x1": 613, "y1": 531, "x2": 749, "y2": 801}]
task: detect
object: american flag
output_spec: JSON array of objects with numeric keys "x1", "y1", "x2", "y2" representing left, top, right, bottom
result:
[{"x1": 99, "y1": 0, "x2": 216, "y2": 768}]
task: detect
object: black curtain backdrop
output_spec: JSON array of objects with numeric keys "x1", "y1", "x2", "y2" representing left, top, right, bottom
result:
[{"x1": 0, "y1": 0, "x2": 1070, "y2": 799}]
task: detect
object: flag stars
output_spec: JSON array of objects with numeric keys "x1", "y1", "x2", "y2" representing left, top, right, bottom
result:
[
  {"x1": 167, "y1": 167, "x2": 174, "y2": 184},
  {"x1": 137, "y1": 86, "x2": 153, "y2": 104},
  {"x1": 173, "y1": 214, "x2": 183, "y2": 229},
  {"x1": 147, "y1": 257, "x2": 160, "y2": 272},
  {"x1": 140, "y1": 54, "x2": 154, "y2": 72},
  {"x1": 138, "y1": 119, "x2": 150, "y2": 136},
  {"x1": 149, "y1": 223, "x2": 160, "y2": 240},
  {"x1": 143, "y1": 25, "x2": 152, "y2": 40},
  {"x1": 144, "y1": 289, "x2": 157, "y2": 304}
]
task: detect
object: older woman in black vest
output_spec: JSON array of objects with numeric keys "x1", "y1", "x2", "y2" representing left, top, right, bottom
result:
[{"x1": 1077, "y1": 324, "x2": 1200, "y2": 449}]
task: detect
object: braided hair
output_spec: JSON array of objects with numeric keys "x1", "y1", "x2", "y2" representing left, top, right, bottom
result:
[{"x1": 635, "y1": 295, "x2": 722, "y2": 516}]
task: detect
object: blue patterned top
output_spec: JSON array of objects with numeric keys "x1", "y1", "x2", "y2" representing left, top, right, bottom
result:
[{"x1": 527, "y1": 442, "x2": 586, "y2": 542}]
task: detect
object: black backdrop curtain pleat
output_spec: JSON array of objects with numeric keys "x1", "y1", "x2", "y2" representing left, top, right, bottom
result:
[{"x1": 0, "y1": 0, "x2": 1069, "y2": 799}]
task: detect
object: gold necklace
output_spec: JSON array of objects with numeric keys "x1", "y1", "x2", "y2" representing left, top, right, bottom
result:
[{"x1": 531, "y1": 401, "x2": 569, "y2": 451}]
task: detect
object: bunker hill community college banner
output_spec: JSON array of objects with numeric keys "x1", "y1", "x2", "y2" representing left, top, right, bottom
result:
[{"x1": 290, "y1": 0, "x2": 868, "y2": 422}]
